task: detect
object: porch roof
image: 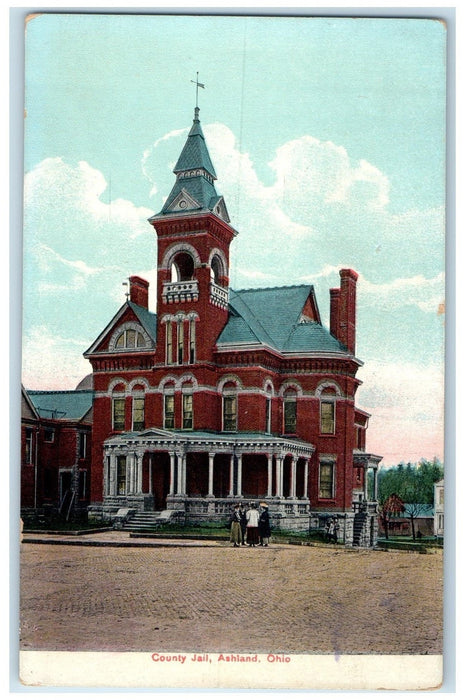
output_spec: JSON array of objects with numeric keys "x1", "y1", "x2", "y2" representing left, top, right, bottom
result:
[{"x1": 104, "y1": 428, "x2": 315, "y2": 457}]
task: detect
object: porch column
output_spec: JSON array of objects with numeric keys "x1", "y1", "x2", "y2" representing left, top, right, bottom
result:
[
  {"x1": 373, "y1": 466, "x2": 379, "y2": 501},
  {"x1": 236, "y1": 453, "x2": 243, "y2": 497},
  {"x1": 109, "y1": 453, "x2": 117, "y2": 496},
  {"x1": 176, "y1": 452, "x2": 186, "y2": 495},
  {"x1": 169, "y1": 452, "x2": 176, "y2": 495},
  {"x1": 126, "y1": 454, "x2": 133, "y2": 495},
  {"x1": 135, "y1": 452, "x2": 144, "y2": 493},
  {"x1": 363, "y1": 465, "x2": 369, "y2": 501},
  {"x1": 275, "y1": 454, "x2": 283, "y2": 497},
  {"x1": 303, "y1": 458, "x2": 310, "y2": 500},
  {"x1": 176, "y1": 453, "x2": 183, "y2": 495},
  {"x1": 228, "y1": 455, "x2": 234, "y2": 496},
  {"x1": 290, "y1": 455, "x2": 297, "y2": 499},
  {"x1": 148, "y1": 454, "x2": 153, "y2": 495},
  {"x1": 267, "y1": 454, "x2": 273, "y2": 498},
  {"x1": 208, "y1": 452, "x2": 215, "y2": 497}
]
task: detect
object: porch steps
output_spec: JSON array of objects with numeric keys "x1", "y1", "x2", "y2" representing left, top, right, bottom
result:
[{"x1": 123, "y1": 512, "x2": 163, "y2": 531}]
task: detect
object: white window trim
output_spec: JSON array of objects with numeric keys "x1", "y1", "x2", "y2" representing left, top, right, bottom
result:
[{"x1": 318, "y1": 458, "x2": 336, "y2": 500}]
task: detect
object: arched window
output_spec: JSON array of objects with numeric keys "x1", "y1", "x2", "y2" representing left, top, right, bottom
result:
[
  {"x1": 182, "y1": 383, "x2": 194, "y2": 430},
  {"x1": 171, "y1": 251, "x2": 194, "y2": 282},
  {"x1": 265, "y1": 383, "x2": 274, "y2": 434},
  {"x1": 163, "y1": 382, "x2": 176, "y2": 430},
  {"x1": 210, "y1": 255, "x2": 222, "y2": 283},
  {"x1": 222, "y1": 381, "x2": 238, "y2": 432},
  {"x1": 131, "y1": 385, "x2": 145, "y2": 432},
  {"x1": 115, "y1": 329, "x2": 146, "y2": 349},
  {"x1": 112, "y1": 384, "x2": 126, "y2": 431},
  {"x1": 188, "y1": 314, "x2": 198, "y2": 364},
  {"x1": 319, "y1": 387, "x2": 337, "y2": 435},
  {"x1": 283, "y1": 388, "x2": 297, "y2": 434}
]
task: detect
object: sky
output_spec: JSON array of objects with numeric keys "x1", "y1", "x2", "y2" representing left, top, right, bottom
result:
[{"x1": 21, "y1": 12, "x2": 446, "y2": 466}]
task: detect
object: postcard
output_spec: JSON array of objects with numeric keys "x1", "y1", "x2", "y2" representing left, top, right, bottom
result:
[{"x1": 18, "y1": 12, "x2": 446, "y2": 691}]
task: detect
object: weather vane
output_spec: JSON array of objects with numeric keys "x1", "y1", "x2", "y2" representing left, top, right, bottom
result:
[
  {"x1": 122, "y1": 281, "x2": 129, "y2": 300},
  {"x1": 190, "y1": 72, "x2": 205, "y2": 110}
]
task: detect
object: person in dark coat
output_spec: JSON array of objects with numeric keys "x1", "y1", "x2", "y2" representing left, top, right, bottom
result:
[
  {"x1": 239, "y1": 502, "x2": 247, "y2": 545},
  {"x1": 229, "y1": 504, "x2": 242, "y2": 547},
  {"x1": 258, "y1": 503, "x2": 271, "y2": 546}
]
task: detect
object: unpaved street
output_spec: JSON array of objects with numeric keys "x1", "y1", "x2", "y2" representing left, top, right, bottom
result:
[{"x1": 20, "y1": 538, "x2": 442, "y2": 655}]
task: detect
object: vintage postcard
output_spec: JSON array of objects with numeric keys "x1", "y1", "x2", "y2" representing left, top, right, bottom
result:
[{"x1": 19, "y1": 12, "x2": 446, "y2": 691}]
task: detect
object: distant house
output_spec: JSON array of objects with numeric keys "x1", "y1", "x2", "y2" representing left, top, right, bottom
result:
[
  {"x1": 434, "y1": 479, "x2": 444, "y2": 537},
  {"x1": 21, "y1": 385, "x2": 93, "y2": 521},
  {"x1": 379, "y1": 504, "x2": 435, "y2": 537}
]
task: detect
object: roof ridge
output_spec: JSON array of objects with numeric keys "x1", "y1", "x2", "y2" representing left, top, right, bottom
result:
[
  {"x1": 27, "y1": 389, "x2": 94, "y2": 395},
  {"x1": 231, "y1": 283, "x2": 313, "y2": 294}
]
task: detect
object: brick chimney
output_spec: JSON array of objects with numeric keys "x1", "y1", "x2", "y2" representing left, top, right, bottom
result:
[
  {"x1": 329, "y1": 287, "x2": 340, "y2": 338},
  {"x1": 129, "y1": 276, "x2": 149, "y2": 309},
  {"x1": 338, "y1": 268, "x2": 358, "y2": 354}
]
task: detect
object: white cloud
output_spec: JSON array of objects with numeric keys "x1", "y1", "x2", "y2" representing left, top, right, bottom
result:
[
  {"x1": 22, "y1": 326, "x2": 91, "y2": 390},
  {"x1": 358, "y1": 272, "x2": 445, "y2": 313}
]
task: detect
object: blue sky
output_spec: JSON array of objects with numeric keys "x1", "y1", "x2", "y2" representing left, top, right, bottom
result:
[{"x1": 22, "y1": 13, "x2": 446, "y2": 465}]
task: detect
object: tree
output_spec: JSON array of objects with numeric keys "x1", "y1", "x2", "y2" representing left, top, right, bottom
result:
[
  {"x1": 377, "y1": 459, "x2": 443, "y2": 507},
  {"x1": 381, "y1": 493, "x2": 405, "y2": 540}
]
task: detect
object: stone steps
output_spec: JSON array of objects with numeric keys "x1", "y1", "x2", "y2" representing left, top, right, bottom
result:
[{"x1": 123, "y1": 512, "x2": 162, "y2": 531}]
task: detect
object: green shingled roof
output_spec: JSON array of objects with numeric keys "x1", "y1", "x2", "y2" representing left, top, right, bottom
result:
[
  {"x1": 173, "y1": 113, "x2": 216, "y2": 178},
  {"x1": 161, "y1": 173, "x2": 219, "y2": 214},
  {"x1": 217, "y1": 285, "x2": 348, "y2": 354},
  {"x1": 27, "y1": 390, "x2": 93, "y2": 420},
  {"x1": 128, "y1": 302, "x2": 157, "y2": 342}
]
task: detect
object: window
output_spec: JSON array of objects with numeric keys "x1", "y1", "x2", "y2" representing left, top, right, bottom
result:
[
  {"x1": 223, "y1": 395, "x2": 237, "y2": 432},
  {"x1": 166, "y1": 321, "x2": 173, "y2": 365},
  {"x1": 112, "y1": 397, "x2": 125, "y2": 430},
  {"x1": 164, "y1": 394, "x2": 175, "y2": 429},
  {"x1": 25, "y1": 428, "x2": 33, "y2": 464},
  {"x1": 117, "y1": 456, "x2": 127, "y2": 495},
  {"x1": 283, "y1": 391, "x2": 297, "y2": 434},
  {"x1": 132, "y1": 396, "x2": 145, "y2": 431},
  {"x1": 320, "y1": 401, "x2": 335, "y2": 434},
  {"x1": 44, "y1": 427, "x2": 55, "y2": 443},
  {"x1": 319, "y1": 461, "x2": 335, "y2": 499},
  {"x1": 182, "y1": 393, "x2": 193, "y2": 430},
  {"x1": 265, "y1": 397, "x2": 271, "y2": 434},
  {"x1": 177, "y1": 320, "x2": 184, "y2": 364},
  {"x1": 78, "y1": 432, "x2": 87, "y2": 459},
  {"x1": 189, "y1": 319, "x2": 196, "y2": 364},
  {"x1": 115, "y1": 329, "x2": 146, "y2": 349}
]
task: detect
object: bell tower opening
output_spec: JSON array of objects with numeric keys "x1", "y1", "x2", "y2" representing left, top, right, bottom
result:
[{"x1": 171, "y1": 251, "x2": 195, "y2": 282}]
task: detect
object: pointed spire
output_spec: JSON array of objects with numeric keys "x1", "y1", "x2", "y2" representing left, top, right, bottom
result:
[
  {"x1": 173, "y1": 109, "x2": 216, "y2": 179},
  {"x1": 150, "y1": 102, "x2": 231, "y2": 224}
]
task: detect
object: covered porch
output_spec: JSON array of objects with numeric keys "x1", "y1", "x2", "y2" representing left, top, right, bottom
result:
[{"x1": 101, "y1": 428, "x2": 315, "y2": 529}]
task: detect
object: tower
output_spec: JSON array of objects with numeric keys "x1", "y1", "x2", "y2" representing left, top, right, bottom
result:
[{"x1": 148, "y1": 107, "x2": 238, "y2": 366}]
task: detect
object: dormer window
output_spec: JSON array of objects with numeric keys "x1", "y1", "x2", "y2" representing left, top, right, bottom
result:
[
  {"x1": 109, "y1": 323, "x2": 149, "y2": 352},
  {"x1": 115, "y1": 329, "x2": 146, "y2": 349}
]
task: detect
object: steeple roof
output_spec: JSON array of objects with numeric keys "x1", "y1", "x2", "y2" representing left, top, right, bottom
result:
[
  {"x1": 173, "y1": 108, "x2": 217, "y2": 179},
  {"x1": 152, "y1": 108, "x2": 231, "y2": 223}
]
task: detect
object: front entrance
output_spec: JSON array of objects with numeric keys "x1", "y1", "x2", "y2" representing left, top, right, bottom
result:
[{"x1": 146, "y1": 452, "x2": 170, "y2": 510}]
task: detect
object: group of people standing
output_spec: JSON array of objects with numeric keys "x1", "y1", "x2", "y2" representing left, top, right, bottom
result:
[{"x1": 229, "y1": 502, "x2": 271, "y2": 547}]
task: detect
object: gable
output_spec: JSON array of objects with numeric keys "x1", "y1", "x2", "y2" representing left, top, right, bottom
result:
[{"x1": 84, "y1": 302, "x2": 157, "y2": 356}]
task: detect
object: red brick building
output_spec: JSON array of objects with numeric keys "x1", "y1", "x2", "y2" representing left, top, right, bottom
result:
[
  {"x1": 21, "y1": 385, "x2": 93, "y2": 522},
  {"x1": 84, "y1": 108, "x2": 382, "y2": 544}
]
